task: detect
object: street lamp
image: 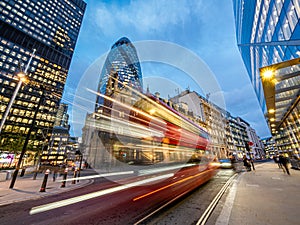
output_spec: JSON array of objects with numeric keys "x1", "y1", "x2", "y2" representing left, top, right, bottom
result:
[
  {"x1": 0, "y1": 49, "x2": 36, "y2": 134},
  {"x1": 10, "y1": 86, "x2": 45, "y2": 188}
]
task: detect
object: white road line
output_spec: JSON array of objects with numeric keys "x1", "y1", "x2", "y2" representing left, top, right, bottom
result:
[
  {"x1": 215, "y1": 175, "x2": 240, "y2": 225},
  {"x1": 196, "y1": 173, "x2": 237, "y2": 225},
  {"x1": 246, "y1": 184, "x2": 259, "y2": 187}
]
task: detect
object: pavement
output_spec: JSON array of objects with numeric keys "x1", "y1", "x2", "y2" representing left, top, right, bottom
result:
[
  {"x1": 0, "y1": 162, "x2": 299, "y2": 225},
  {"x1": 216, "y1": 161, "x2": 300, "y2": 225},
  {"x1": 0, "y1": 168, "x2": 93, "y2": 206}
]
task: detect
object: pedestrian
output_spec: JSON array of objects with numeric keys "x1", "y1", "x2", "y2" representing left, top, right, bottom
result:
[
  {"x1": 229, "y1": 153, "x2": 236, "y2": 171},
  {"x1": 278, "y1": 154, "x2": 290, "y2": 175},
  {"x1": 53, "y1": 169, "x2": 58, "y2": 182},
  {"x1": 249, "y1": 157, "x2": 255, "y2": 170},
  {"x1": 243, "y1": 155, "x2": 251, "y2": 171},
  {"x1": 274, "y1": 154, "x2": 282, "y2": 168}
]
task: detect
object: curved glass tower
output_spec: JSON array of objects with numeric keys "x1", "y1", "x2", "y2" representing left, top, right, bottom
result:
[
  {"x1": 233, "y1": 0, "x2": 300, "y2": 114},
  {"x1": 233, "y1": 0, "x2": 300, "y2": 154},
  {"x1": 95, "y1": 37, "x2": 143, "y2": 112}
]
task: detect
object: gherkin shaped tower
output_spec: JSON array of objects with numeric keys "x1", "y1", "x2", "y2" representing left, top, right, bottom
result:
[{"x1": 95, "y1": 37, "x2": 143, "y2": 112}]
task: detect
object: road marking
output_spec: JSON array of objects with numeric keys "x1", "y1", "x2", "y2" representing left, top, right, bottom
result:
[
  {"x1": 271, "y1": 177, "x2": 281, "y2": 180},
  {"x1": 215, "y1": 176, "x2": 240, "y2": 225},
  {"x1": 246, "y1": 184, "x2": 259, "y2": 187},
  {"x1": 196, "y1": 173, "x2": 238, "y2": 225}
]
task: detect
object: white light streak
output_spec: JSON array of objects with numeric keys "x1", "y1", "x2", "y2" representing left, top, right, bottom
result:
[
  {"x1": 29, "y1": 173, "x2": 174, "y2": 215},
  {"x1": 63, "y1": 171, "x2": 135, "y2": 182},
  {"x1": 138, "y1": 163, "x2": 196, "y2": 175}
]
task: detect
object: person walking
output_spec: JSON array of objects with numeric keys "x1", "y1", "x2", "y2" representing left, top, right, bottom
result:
[
  {"x1": 243, "y1": 155, "x2": 251, "y2": 171},
  {"x1": 249, "y1": 157, "x2": 255, "y2": 170},
  {"x1": 279, "y1": 154, "x2": 290, "y2": 175},
  {"x1": 53, "y1": 168, "x2": 58, "y2": 182},
  {"x1": 273, "y1": 155, "x2": 282, "y2": 168},
  {"x1": 229, "y1": 153, "x2": 236, "y2": 172}
]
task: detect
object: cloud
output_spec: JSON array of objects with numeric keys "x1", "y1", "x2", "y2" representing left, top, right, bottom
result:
[
  {"x1": 67, "y1": 0, "x2": 271, "y2": 138},
  {"x1": 242, "y1": 108, "x2": 271, "y2": 138},
  {"x1": 222, "y1": 84, "x2": 271, "y2": 138},
  {"x1": 93, "y1": 0, "x2": 204, "y2": 36},
  {"x1": 223, "y1": 83, "x2": 256, "y2": 109}
]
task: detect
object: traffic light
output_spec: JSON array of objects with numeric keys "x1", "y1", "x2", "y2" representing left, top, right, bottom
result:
[{"x1": 245, "y1": 141, "x2": 250, "y2": 152}]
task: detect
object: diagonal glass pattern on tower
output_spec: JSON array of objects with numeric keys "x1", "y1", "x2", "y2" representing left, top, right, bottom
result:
[
  {"x1": 233, "y1": 0, "x2": 300, "y2": 155},
  {"x1": 233, "y1": 0, "x2": 300, "y2": 112},
  {"x1": 95, "y1": 37, "x2": 143, "y2": 112}
]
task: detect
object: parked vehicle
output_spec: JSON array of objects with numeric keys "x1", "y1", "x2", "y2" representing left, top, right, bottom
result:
[
  {"x1": 218, "y1": 158, "x2": 233, "y2": 169},
  {"x1": 290, "y1": 155, "x2": 300, "y2": 169}
]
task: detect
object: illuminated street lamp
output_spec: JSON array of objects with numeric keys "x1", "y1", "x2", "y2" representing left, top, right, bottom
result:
[
  {"x1": 261, "y1": 68, "x2": 274, "y2": 80},
  {"x1": 0, "y1": 49, "x2": 36, "y2": 134},
  {"x1": 269, "y1": 109, "x2": 275, "y2": 114}
]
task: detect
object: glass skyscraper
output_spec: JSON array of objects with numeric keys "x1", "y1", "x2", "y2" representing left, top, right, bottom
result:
[
  {"x1": 233, "y1": 0, "x2": 300, "y2": 154},
  {"x1": 95, "y1": 37, "x2": 143, "y2": 112},
  {"x1": 0, "y1": 0, "x2": 86, "y2": 155}
]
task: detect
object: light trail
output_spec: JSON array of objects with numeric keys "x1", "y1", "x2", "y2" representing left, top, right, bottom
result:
[
  {"x1": 98, "y1": 113, "x2": 164, "y2": 138},
  {"x1": 86, "y1": 88, "x2": 165, "y2": 125},
  {"x1": 62, "y1": 171, "x2": 134, "y2": 182},
  {"x1": 29, "y1": 173, "x2": 174, "y2": 215},
  {"x1": 138, "y1": 163, "x2": 196, "y2": 175},
  {"x1": 108, "y1": 75, "x2": 206, "y2": 135},
  {"x1": 133, "y1": 169, "x2": 212, "y2": 201}
]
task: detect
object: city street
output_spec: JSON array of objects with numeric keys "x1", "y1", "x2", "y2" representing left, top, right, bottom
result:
[
  {"x1": 1, "y1": 161, "x2": 298, "y2": 225},
  {"x1": 0, "y1": 1, "x2": 299, "y2": 224}
]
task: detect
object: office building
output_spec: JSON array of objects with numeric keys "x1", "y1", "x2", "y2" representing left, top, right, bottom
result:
[
  {"x1": 170, "y1": 90, "x2": 266, "y2": 159},
  {"x1": 0, "y1": 0, "x2": 86, "y2": 158},
  {"x1": 83, "y1": 37, "x2": 143, "y2": 168},
  {"x1": 95, "y1": 37, "x2": 143, "y2": 112},
  {"x1": 233, "y1": 0, "x2": 300, "y2": 156},
  {"x1": 53, "y1": 103, "x2": 70, "y2": 129},
  {"x1": 226, "y1": 114, "x2": 250, "y2": 159}
]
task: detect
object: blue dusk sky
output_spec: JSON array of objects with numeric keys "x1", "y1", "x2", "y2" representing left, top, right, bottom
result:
[{"x1": 63, "y1": 0, "x2": 271, "y2": 138}]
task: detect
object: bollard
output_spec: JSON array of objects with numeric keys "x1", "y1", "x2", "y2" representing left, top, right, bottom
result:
[
  {"x1": 60, "y1": 168, "x2": 68, "y2": 188},
  {"x1": 20, "y1": 167, "x2": 26, "y2": 177},
  {"x1": 72, "y1": 168, "x2": 77, "y2": 184},
  {"x1": 40, "y1": 169, "x2": 50, "y2": 192}
]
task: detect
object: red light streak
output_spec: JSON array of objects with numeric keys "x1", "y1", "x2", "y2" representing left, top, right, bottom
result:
[{"x1": 132, "y1": 169, "x2": 212, "y2": 201}]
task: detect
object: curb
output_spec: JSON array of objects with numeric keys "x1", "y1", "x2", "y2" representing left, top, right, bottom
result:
[{"x1": 0, "y1": 179, "x2": 94, "y2": 207}]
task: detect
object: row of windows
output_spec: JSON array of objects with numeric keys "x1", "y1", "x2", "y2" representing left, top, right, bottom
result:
[
  {"x1": 250, "y1": 0, "x2": 300, "y2": 43},
  {"x1": 7, "y1": 116, "x2": 51, "y2": 127},
  {"x1": 1, "y1": 1, "x2": 82, "y2": 50},
  {"x1": 0, "y1": 31, "x2": 71, "y2": 69},
  {"x1": 1, "y1": 125, "x2": 29, "y2": 134},
  {"x1": 18, "y1": 0, "x2": 82, "y2": 33}
]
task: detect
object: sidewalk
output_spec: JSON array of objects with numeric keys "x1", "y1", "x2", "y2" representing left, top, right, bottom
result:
[
  {"x1": 216, "y1": 161, "x2": 300, "y2": 225},
  {"x1": 0, "y1": 170, "x2": 93, "y2": 206}
]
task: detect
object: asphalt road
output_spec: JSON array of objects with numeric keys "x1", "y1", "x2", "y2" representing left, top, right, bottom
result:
[
  {"x1": 0, "y1": 167, "x2": 234, "y2": 225},
  {"x1": 136, "y1": 169, "x2": 234, "y2": 225}
]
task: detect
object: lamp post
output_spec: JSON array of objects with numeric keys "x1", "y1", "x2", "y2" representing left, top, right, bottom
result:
[
  {"x1": 33, "y1": 128, "x2": 49, "y2": 180},
  {"x1": 0, "y1": 49, "x2": 36, "y2": 134},
  {"x1": 9, "y1": 87, "x2": 45, "y2": 189}
]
